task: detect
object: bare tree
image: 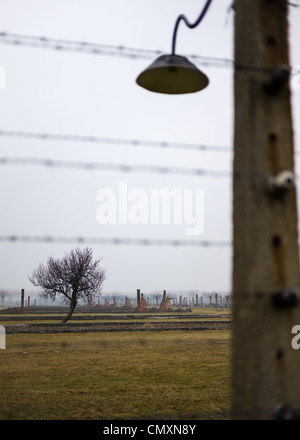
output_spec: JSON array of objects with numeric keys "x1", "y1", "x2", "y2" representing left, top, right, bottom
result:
[{"x1": 29, "y1": 247, "x2": 106, "y2": 323}]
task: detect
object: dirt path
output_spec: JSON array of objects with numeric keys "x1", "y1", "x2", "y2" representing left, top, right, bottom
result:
[{"x1": 5, "y1": 320, "x2": 231, "y2": 334}]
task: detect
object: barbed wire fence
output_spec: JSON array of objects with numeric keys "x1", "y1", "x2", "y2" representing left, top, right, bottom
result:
[{"x1": 0, "y1": 28, "x2": 299, "y2": 300}]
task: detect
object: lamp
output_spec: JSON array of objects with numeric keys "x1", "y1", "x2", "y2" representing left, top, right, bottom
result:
[{"x1": 136, "y1": 0, "x2": 212, "y2": 94}]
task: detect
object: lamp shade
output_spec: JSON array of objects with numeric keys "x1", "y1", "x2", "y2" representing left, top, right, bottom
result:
[{"x1": 136, "y1": 54, "x2": 209, "y2": 94}]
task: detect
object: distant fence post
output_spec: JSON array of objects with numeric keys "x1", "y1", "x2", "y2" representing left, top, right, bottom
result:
[
  {"x1": 137, "y1": 289, "x2": 141, "y2": 312},
  {"x1": 20, "y1": 289, "x2": 25, "y2": 313}
]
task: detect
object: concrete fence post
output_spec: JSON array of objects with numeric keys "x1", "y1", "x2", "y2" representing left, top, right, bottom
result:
[{"x1": 20, "y1": 289, "x2": 24, "y2": 313}]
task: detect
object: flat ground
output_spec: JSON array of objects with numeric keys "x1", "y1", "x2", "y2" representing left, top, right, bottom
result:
[{"x1": 0, "y1": 308, "x2": 231, "y2": 420}]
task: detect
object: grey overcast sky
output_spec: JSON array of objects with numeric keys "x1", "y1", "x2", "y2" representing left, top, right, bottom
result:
[{"x1": 0, "y1": 0, "x2": 299, "y2": 298}]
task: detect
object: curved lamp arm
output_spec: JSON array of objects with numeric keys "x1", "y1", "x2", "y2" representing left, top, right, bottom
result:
[{"x1": 171, "y1": 0, "x2": 213, "y2": 55}]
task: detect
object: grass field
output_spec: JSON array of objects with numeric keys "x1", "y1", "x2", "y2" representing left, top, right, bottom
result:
[{"x1": 0, "y1": 327, "x2": 231, "y2": 420}]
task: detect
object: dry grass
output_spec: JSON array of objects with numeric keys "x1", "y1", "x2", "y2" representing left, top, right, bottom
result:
[{"x1": 0, "y1": 330, "x2": 231, "y2": 420}]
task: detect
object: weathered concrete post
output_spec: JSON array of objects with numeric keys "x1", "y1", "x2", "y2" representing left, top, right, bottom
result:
[
  {"x1": 232, "y1": 0, "x2": 300, "y2": 419},
  {"x1": 137, "y1": 289, "x2": 141, "y2": 312},
  {"x1": 20, "y1": 289, "x2": 25, "y2": 313}
]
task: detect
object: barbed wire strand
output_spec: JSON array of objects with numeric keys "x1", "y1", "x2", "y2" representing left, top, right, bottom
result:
[
  {"x1": 0, "y1": 235, "x2": 231, "y2": 248},
  {"x1": 1, "y1": 129, "x2": 300, "y2": 156},
  {"x1": 0, "y1": 129, "x2": 232, "y2": 153},
  {"x1": 1, "y1": 31, "x2": 300, "y2": 75},
  {"x1": 3, "y1": 156, "x2": 300, "y2": 183},
  {"x1": 0, "y1": 156, "x2": 231, "y2": 177},
  {"x1": 0, "y1": 31, "x2": 233, "y2": 67}
]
